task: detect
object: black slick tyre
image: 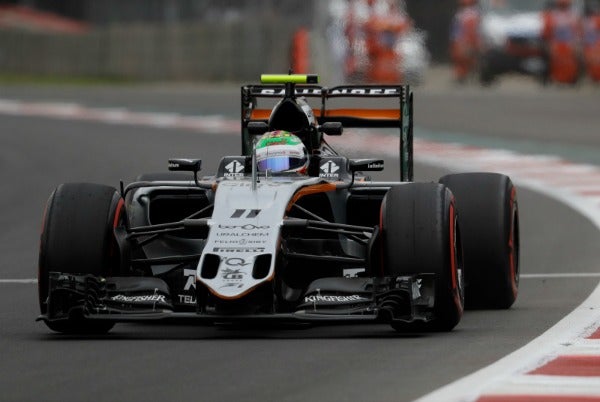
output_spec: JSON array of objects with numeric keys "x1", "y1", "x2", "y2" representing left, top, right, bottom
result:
[
  {"x1": 38, "y1": 183, "x2": 124, "y2": 334},
  {"x1": 381, "y1": 183, "x2": 464, "y2": 332},
  {"x1": 439, "y1": 173, "x2": 519, "y2": 309}
]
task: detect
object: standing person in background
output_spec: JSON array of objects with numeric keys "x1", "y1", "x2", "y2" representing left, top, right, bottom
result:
[
  {"x1": 583, "y1": 0, "x2": 600, "y2": 82},
  {"x1": 449, "y1": 0, "x2": 481, "y2": 83},
  {"x1": 541, "y1": 0, "x2": 583, "y2": 84},
  {"x1": 364, "y1": 0, "x2": 411, "y2": 83},
  {"x1": 344, "y1": 0, "x2": 360, "y2": 81}
]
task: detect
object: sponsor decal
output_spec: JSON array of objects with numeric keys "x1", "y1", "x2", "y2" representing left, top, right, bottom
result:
[
  {"x1": 303, "y1": 294, "x2": 369, "y2": 303},
  {"x1": 213, "y1": 247, "x2": 266, "y2": 253},
  {"x1": 258, "y1": 88, "x2": 322, "y2": 96},
  {"x1": 237, "y1": 238, "x2": 264, "y2": 245},
  {"x1": 219, "y1": 267, "x2": 246, "y2": 289},
  {"x1": 223, "y1": 257, "x2": 251, "y2": 267},
  {"x1": 329, "y1": 88, "x2": 399, "y2": 96},
  {"x1": 183, "y1": 268, "x2": 196, "y2": 291},
  {"x1": 218, "y1": 224, "x2": 269, "y2": 230},
  {"x1": 256, "y1": 88, "x2": 399, "y2": 96},
  {"x1": 214, "y1": 239, "x2": 266, "y2": 245},
  {"x1": 178, "y1": 294, "x2": 197, "y2": 305},
  {"x1": 222, "y1": 268, "x2": 245, "y2": 280},
  {"x1": 257, "y1": 148, "x2": 304, "y2": 159},
  {"x1": 367, "y1": 162, "x2": 384, "y2": 169},
  {"x1": 216, "y1": 232, "x2": 268, "y2": 237},
  {"x1": 230, "y1": 209, "x2": 261, "y2": 219},
  {"x1": 319, "y1": 160, "x2": 340, "y2": 179},
  {"x1": 168, "y1": 158, "x2": 198, "y2": 170},
  {"x1": 111, "y1": 294, "x2": 167, "y2": 303},
  {"x1": 224, "y1": 160, "x2": 244, "y2": 177}
]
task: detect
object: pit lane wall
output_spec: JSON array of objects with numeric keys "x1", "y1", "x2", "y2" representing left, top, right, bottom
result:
[{"x1": 0, "y1": 21, "x2": 298, "y2": 81}]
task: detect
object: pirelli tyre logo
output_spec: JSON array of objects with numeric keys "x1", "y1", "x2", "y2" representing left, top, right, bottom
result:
[{"x1": 213, "y1": 247, "x2": 266, "y2": 253}]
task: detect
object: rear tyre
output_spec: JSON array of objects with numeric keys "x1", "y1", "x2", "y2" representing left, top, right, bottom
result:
[
  {"x1": 381, "y1": 183, "x2": 464, "y2": 332},
  {"x1": 39, "y1": 183, "x2": 123, "y2": 334},
  {"x1": 439, "y1": 173, "x2": 519, "y2": 309}
]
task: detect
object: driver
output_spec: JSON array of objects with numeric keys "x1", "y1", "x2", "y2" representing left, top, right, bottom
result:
[{"x1": 255, "y1": 130, "x2": 309, "y2": 174}]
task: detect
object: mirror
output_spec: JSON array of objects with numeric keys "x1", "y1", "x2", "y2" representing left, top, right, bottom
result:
[{"x1": 319, "y1": 122, "x2": 343, "y2": 136}]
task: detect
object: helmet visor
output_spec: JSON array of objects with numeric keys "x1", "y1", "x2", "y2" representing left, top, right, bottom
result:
[{"x1": 257, "y1": 155, "x2": 306, "y2": 172}]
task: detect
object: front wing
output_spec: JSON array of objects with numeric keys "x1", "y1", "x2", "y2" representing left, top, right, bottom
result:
[{"x1": 38, "y1": 272, "x2": 437, "y2": 327}]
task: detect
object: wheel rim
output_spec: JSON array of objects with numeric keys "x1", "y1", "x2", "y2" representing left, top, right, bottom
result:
[
  {"x1": 450, "y1": 201, "x2": 464, "y2": 313},
  {"x1": 454, "y1": 216, "x2": 465, "y2": 311},
  {"x1": 509, "y1": 206, "x2": 520, "y2": 298}
]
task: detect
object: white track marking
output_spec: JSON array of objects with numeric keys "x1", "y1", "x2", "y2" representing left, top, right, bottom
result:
[
  {"x1": 414, "y1": 284, "x2": 600, "y2": 401},
  {"x1": 0, "y1": 279, "x2": 37, "y2": 284},
  {"x1": 521, "y1": 273, "x2": 600, "y2": 279},
  {"x1": 0, "y1": 98, "x2": 239, "y2": 133}
]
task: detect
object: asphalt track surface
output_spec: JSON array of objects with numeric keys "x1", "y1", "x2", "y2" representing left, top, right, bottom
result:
[{"x1": 1, "y1": 79, "x2": 599, "y2": 402}]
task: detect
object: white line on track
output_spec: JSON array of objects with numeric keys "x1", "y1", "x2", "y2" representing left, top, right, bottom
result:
[
  {"x1": 521, "y1": 273, "x2": 600, "y2": 279},
  {"x1": 0, "y1": 279, "x2": 37, "y2": 284}
]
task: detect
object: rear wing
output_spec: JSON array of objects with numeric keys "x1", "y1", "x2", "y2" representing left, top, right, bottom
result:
[{"x1": 241, "y1": 83, "x2": 413, "y2": 182}]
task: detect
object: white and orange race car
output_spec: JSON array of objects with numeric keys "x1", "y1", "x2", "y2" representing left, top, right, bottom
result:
[{"x1": 37, "y1": 74, "x2": 519, "y2": 334}]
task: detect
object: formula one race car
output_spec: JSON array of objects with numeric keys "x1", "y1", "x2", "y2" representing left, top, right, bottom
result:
[{"x1": 37, "y1": 74, "x2": 520, "y2": 334}]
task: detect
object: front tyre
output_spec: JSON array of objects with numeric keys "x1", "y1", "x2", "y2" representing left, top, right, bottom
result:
[
  {"x1": 440, "y1": 173, "x2": 519, "y2": 309},
  {"x1": 381, "y1": 183, "x2": 464, "y2": 332},
  {"x1": 38, "y1": 183, "x2": 124, "y2": 334}
]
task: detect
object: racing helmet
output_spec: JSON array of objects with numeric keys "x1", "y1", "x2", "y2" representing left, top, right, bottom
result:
[{"x1": 255, "y1": 130, "x2": 309, "y2": 174}]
